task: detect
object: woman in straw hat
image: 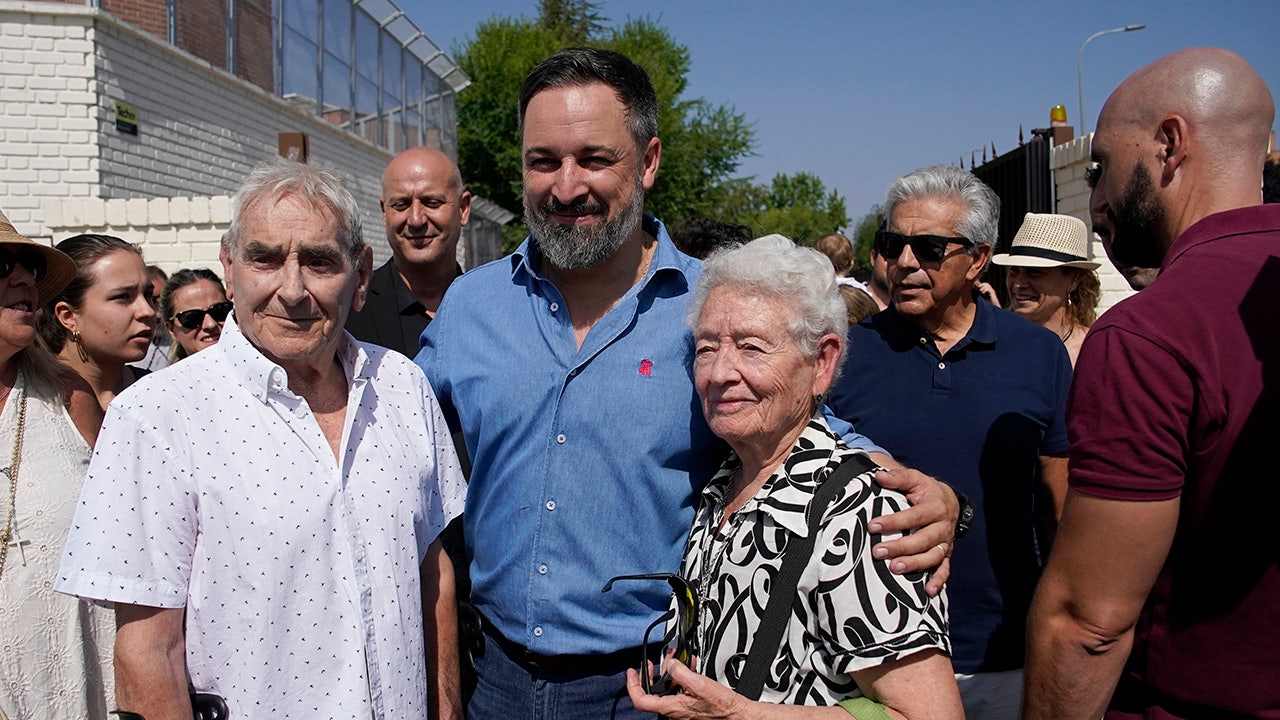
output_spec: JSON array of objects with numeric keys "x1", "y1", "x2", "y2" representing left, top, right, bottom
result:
[
  {"x1": 0, "y1": 212, "x2": 115, "y2": 719},
  {"x1": 992, "y1": 213, "x2": 1102, "y2": 367}
]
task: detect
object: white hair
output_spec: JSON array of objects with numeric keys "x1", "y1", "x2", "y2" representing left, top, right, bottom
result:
[
  {"x1": 687, "y1": 234, "x2": 847, "y2": 375},
  {"x1": 884, "y1": 164, "x2": 1000, "y2": 250}
]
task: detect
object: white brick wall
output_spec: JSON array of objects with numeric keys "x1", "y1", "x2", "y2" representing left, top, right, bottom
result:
[
  {"x1": 1051, "y1": 134, "x2": 1136, "y2": 315},
  {"x1": 43, "y1": 195, "x2": 229, "y2": 272},
  {"x1": 3, "y1": 2, "x2": 505, "y2": 272},
  {"x1": 0, "y1": 3, "x2": 397, "y2": 266},
  {"x1": 0, "y1": 4, "x2": 99, "y2": 236}
]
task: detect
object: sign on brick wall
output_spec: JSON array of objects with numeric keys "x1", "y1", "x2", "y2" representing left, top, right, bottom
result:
[{"x1": 115, "y1": 101, "x2": 138, "y2": 135}]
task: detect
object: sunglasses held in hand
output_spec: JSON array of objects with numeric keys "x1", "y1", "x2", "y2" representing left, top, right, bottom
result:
[
  {"x1": 172, "y1": 300, "x2": 234, "y2": 330},
  {"x1": 602, "y1": 572, "x2": 700, "y2": 696}
]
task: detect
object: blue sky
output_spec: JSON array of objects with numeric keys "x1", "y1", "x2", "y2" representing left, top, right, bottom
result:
[{"x1": 406, "y1": 0, "x2": 1280, "y2": 225}]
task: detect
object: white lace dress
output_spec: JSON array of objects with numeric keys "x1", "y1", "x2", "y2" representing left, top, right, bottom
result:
[{"x1": 0, "y1": 372, "x2": 114, "y2": 719}]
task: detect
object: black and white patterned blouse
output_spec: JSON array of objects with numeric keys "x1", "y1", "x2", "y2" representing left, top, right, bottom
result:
[{"x1": 681, "y1": 416, "x2": 950, "y2": 705}]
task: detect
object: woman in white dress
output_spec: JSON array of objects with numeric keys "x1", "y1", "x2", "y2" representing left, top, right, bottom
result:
[{"x1": 0, "y1": 212, "x2": 113, "y2": 720}]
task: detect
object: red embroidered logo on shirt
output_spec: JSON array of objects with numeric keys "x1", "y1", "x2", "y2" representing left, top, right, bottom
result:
[{"x1": 638, "y1": 359, "x2": 653, "y2": 376}]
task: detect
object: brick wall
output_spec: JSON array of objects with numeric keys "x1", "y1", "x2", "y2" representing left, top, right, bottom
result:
[
  {"x1": 91, "y1": 13, "x2": 393, "y2": 263},
  {"x1": 0, "y1": 4, "x2": 99, "y2": 237},
  {"x1": 176, "y1": 0, "x2": 226, "y2": 72},
  {"x1": 1051, "y1": 134, "x2": 1136, "y2": 315},
  {"x1": 231, "y1": 0, "x2": 271, "y2": 92},
  {"x1": 42, "y1": 195, "x2": 230, "y2": 271},
  {"x1": 1, "y1": 3, "x2": 493, "y2": 268},
  {"x1": 101, "y1": 0, "x2": 165, "y2": 38}
]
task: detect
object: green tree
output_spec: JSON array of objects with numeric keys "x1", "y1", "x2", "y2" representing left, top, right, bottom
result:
[
  {"x1": 453, "y1": 3, "x2": 755, "y2": 249},
  {"x1": 851, "y1": 204, "x2": 883, "y2": 269},
  {"x1": 537, "y1": 0, "x2": 604, "y2": 43},
  {"x1": 728, "y1": 172, "x2": 849, "y2": 246}
]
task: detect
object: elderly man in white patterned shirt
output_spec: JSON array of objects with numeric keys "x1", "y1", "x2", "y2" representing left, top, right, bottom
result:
[{"x1": 56, "y1": 158, "x2": 466, "y2": 720}]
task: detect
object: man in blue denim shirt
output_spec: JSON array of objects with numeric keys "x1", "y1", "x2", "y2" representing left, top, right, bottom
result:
[{"x1": 418, "y1": 47, "x2": 960, "y2": 719}]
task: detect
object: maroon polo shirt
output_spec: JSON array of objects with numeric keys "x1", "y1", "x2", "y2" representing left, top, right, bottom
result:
[{"x1": 1068, "y1": 203, "x2": 1280, "y2": 719}]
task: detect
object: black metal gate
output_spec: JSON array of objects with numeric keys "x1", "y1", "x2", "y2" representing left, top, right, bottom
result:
[{"x1": 972, "y1": 138, "x2": 1054, "y2": 303}]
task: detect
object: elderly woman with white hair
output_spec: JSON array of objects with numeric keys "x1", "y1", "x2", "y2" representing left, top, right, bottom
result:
[{"x1": 628, "y1": 235, "x2": 962, "y2": 720}]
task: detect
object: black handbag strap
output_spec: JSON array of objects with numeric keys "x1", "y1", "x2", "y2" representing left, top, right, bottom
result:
[{"x1": 734, "y1": 452, "x2": 878, "y2": 701}]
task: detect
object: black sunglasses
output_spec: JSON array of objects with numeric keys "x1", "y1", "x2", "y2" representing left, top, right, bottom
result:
[
  {"x1": 0, "y1": 247, "x2": 48, "y2": 283},
  {"x1": 874, "y1": 230, "x2": 974, "y2": 263},
  {"x1": 602, "y1": 573, "x2": 700, "y2": 696},
  {"x1": 172, "y1": 300, "x2": 233, "y2": 330}
]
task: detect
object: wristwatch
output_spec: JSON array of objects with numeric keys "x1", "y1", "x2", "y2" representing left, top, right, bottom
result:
[{"x1": 953, "y1": 488, "x2": 975, "y2": 540}]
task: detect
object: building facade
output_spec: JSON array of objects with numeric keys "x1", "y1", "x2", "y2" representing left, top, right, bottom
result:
[{"x1": 0, "y1": 0, "x2": 509, "y2": 270}]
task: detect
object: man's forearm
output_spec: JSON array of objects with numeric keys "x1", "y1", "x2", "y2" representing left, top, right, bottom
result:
[
  {"x1": 1022, "y1": 597, "x2": 1132, "y2": 720},
  {"x1": 115, "y1": 605, "x2": 192, "y2": 720},
  {"x1": 423, "y1": 539, "x2": 462, "y2": 720}
]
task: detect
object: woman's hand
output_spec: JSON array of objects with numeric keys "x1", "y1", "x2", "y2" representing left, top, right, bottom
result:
[
  {"x1": 627, "y1": 659, "x2": 850, "y2": 720},
  {"x1": 627, "y1": 659, "x2": 753, "y2": 720}
]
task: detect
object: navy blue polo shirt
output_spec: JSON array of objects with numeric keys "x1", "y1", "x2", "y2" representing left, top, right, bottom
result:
[{"x1": 827, "y1": 299, "x2": 1071, "y2": 674}]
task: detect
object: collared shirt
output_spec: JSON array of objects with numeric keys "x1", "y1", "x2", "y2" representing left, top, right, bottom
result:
[
  {"x1": 345, "y1": 259, "x2": 464, "y2": 359},
  {"x1": 683, "y1": 417, "x2": 949, "y2": 705},
  {"x1": 419, "y1": 215, "x2": 883, "y2": 656},
  {"x1": 827, "y1": 299, "x2": 1070, "y2": 674},
  {"x1": 57, "y1": 318, "x2": 465, "y2": 719},
  {"x1": 1068, "y1": 204, "x2": 1280, "y2": 718}
]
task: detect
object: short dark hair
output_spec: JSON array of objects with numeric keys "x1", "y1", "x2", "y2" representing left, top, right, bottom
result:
[
  {"x1": 668, "y1": 217, "x2": 751, "y2": 260},
  {"x1": 39, "y1": 234, "x2": 144, "y2": 352},
  {"x1": 1264, "y1": 157, "x2": 1280, "y2": 204},
  {"x1": 519, "y1": 47, "x2": 659, "y2": 149}
]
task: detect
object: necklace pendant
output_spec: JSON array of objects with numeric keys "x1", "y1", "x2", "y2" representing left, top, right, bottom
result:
[{"x1": 7, "y1": 524, "x2": 28, "y2": 567}]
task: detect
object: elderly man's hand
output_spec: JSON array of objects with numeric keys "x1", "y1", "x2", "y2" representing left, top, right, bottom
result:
[{"x1": 865, "y1": 461, "x2": 959, "y2": 597}]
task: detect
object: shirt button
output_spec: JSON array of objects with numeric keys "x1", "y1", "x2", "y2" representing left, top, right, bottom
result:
[
  {"x1": 550, "y1": 302, "x2": 559, "y2": 312},
  {"x1": 938, "y1": 362, "x2": 946, "y2": 370},
  {"x1": 546, "y1": 500, "x2": 556, "y2": 511},
  {"x1": 918, "y1": 336, "x2": 927, "y2": 345},
  {"x1": 538, "y1": 564, "x2": 548, "y2": 575},
  {"x1": 533, "y1": 626, "x2": 543, "y2": 637},
  {"x1": 556, "y1": 433, "x2": 566, "y2": 444}
]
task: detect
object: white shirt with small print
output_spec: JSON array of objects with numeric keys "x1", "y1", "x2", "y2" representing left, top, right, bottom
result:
[{"x1": 56, "y1": 317, "x2": 465, "y2": 719}]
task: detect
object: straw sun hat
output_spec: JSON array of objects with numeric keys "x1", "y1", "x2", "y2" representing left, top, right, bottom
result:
[
  {"x1": 991, "y1": 213, "x2": 1100, "y2": 271},
  {"x1": 0, "y1": 210, "x2": 77, "y2": 304}
]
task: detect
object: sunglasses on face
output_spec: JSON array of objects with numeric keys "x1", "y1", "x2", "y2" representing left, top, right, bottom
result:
[
  {"x1": 172, "y1": 300, "x2": 233, "y2": 330},
  {"x1": 874, "y1": 230, "x2": 974, "y2": 263},
  {"x1": 602, "y1": 572, "x2": 700, "y2": 695},
  {"x1": 0, "y1": 247, "x2": 48, "y2": 283}
]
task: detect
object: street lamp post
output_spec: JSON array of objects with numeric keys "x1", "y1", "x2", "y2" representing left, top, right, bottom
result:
[{"x1": 1077, "y1": 24, "x2": 1146, "y2": 135}]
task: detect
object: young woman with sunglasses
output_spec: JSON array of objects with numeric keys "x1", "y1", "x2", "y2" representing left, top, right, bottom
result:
[
  {"x1": 38, "y1": 234, "x2": 157, "y2": 411},
  {"x1": 159, "y1": 268, "x2": 231, "y2": 363}
]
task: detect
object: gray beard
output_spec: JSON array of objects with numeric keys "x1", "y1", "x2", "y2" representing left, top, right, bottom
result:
[{"x1": 525, "y1": 187, "x2": 645, "y2": 271}]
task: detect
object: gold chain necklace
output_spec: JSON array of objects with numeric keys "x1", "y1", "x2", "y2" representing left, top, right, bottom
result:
[{"x1": 0, "y1": 376, "x2": 28, "y2": 581}]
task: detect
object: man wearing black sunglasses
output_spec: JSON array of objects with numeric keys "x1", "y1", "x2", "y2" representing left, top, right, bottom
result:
[{"x1": 827, "y1": 164, "x2": 1072, "y2": 720}]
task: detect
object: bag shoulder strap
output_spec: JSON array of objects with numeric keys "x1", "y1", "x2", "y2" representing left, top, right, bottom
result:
[{"x1": 734, "y1": 452, "x2": 878, "y2": 701}]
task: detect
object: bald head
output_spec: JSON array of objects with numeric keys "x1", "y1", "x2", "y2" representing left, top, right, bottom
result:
[
  {"x1": 1091, "y1": 49, "x2": 1275, "y2": 264},
  {"x1": 379, "y1": 147, "x2": 471, "y2": 277},
  {"x1": 382, "y1": 147, "x2": 463, "y2": 196},
  {"x1": 1099, "y1": 48, "x2": 1274, "y2": 179}
]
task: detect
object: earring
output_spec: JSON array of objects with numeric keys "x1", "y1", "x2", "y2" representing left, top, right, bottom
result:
[
  {"x1": 71, "y1": 330, "x2": 89, "y2": 363},
  {"x1": 811, "y1": 393, "x2": 826, "y2": 415}
]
